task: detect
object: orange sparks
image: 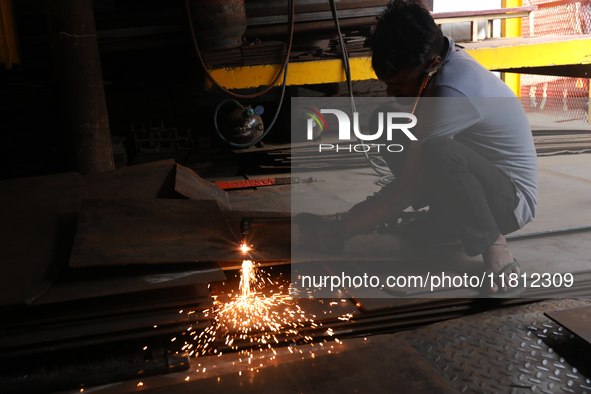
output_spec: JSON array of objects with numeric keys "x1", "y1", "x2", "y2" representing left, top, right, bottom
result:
[
  {"x1": 240, "y1": 244, "x2": 250, "y2": 254},
  {"x1": 194, "y1": 259, "x2": 317, "y2": 358},
  {"x1": 192, "y1": 258, "x2": 355, "y2": 366},
  {"x1": 239, "y1": 260, "x2": 256, "y2": 297}
]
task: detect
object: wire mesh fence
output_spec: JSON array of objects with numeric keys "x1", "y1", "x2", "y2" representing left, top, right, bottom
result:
[{"x1": 518, "y1": 0, "x2": 590, "y2": 126}]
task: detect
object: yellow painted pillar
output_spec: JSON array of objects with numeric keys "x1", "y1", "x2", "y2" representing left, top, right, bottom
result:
[{"x1": 501, "y1": 0, "x2": 522, "y2": 97}]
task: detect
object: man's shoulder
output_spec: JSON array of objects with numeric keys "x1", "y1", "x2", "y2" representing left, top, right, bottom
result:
[{"x1": 433, "y1": 49, "x2": 515, "y2": 98}]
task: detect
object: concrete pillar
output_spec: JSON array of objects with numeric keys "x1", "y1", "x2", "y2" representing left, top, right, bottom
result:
[{"x1": 45, "y1": 0, "x2": 114, "y2": 174}]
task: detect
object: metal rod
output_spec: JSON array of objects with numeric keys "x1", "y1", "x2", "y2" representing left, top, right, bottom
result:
[
  {"x1": 506, "y1": 224, "x2": 591, "y2": 240},
  {"x1": 247, "y1": 6, "x2": 386, "y2": 26},
  {"x1": 249, "y1": 218, "x2": 292, "y2": 225},
  {"x1": 245, "y1": 16, "x2": 377, "y2": 38}
]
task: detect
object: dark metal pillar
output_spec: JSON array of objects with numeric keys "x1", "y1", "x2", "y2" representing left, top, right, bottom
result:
[{"x1": 45, "y1": 0, "x2": 114, "y2": 174}]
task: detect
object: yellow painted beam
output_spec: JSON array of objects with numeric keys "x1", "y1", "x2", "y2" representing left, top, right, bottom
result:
[
  {"x1": 208, "y1": 57, "x2": 376, "y2": 89},
  {"x1": 466, "y1": 36, "x2": 591, "y2": 70},
  {"x1": 208, "y1": 36, "x2": 591, "y2": 90}
]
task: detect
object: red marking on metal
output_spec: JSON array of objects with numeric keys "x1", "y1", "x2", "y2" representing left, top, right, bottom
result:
[{"x1": 213, "y1": 178, "x2": 277, "y2": 189}]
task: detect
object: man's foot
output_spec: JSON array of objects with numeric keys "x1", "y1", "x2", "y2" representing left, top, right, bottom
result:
[{"x1": 482, "y1": 234, "x2": 520, "y2": 294}]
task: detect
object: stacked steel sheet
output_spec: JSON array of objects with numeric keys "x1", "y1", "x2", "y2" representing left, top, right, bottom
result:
[{"x1": 0, "y1": 160, "x2": 235, "y2": 392}]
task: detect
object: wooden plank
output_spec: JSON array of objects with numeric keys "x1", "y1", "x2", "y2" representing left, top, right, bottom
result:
[
  {"x1": 84, "y1": 159, "x2": 177, "y2": 199},
  {"x1": 0, "y1": 172, "x2": 86, "y2": 307},
  {"x1": 69, "y1": 199, "x2": 242, "y2": 267},
  {"x1": 174, "y1": 163, "x2": 231, "y2": 210}
]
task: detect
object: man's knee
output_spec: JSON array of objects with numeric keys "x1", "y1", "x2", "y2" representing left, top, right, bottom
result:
[{"x1": 422, "y1": 137, "x2": 456, "y2": 156}]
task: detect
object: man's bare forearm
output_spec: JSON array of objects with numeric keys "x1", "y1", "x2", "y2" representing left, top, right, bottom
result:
[
  {"x1": 335, "y1": 141, "x2": 425, "y2": 240},
  {"x1": 335, "y1": 176, "x2": 423, "y2": 240}
]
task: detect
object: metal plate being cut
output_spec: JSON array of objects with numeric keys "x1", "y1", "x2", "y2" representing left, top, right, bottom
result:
[{"x1": 69, "y1": 199, "x2": 242, "y2": 267}]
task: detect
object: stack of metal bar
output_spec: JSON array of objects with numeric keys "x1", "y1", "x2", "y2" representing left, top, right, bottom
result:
[
  {"x1": 328, "y1": 36, "x2": 370, "y2": 56},
  {"x1": 233, "y1": 141, "x2": 377, "y2": 172},
  {"x1": 532, "y1": 131, "x2": 591, "y2": 156},
  {"x1": 201, "y1": 41, "x2": 288, "y2": 68}
]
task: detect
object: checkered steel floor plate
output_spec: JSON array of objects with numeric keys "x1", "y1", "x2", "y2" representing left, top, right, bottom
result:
[{"x1": 403, "y1": 299, "x2": 591, "y2": 394}]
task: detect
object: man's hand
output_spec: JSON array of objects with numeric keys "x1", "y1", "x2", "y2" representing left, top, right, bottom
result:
[
  {"x1": 295, "y1": 213, "x2": 344, "y2": 253},
  {"x1": 295, "y1": 143, "x2": 426, "y2": 251}
]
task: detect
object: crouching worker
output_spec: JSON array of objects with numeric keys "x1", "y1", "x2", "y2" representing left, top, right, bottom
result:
[{"x1": 296, "y1": 0, "x2": 537, "y2": 298}]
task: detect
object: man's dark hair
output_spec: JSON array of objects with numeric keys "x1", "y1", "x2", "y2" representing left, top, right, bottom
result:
[{"x1": 366, "y1": 0, "x2": 444, "y2": 79}]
